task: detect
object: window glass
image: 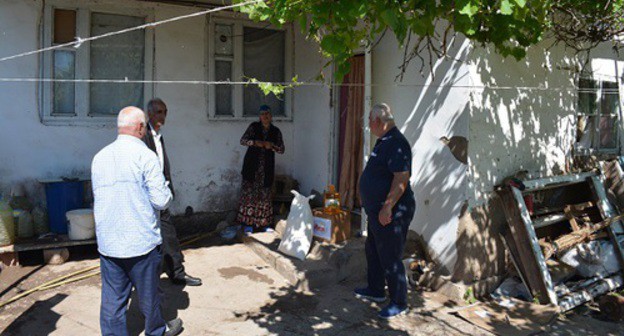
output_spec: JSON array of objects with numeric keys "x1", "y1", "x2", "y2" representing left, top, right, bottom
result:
[
  {"x1": 53, "y1": 9, "x2": 76, "y2": 44},
  {"x1": 242, "y1": 28, "x2": 285, "y2": 117},
  {"x1": 53, "y1": 50, "x2": 75, "y2": 115},
  {"x1": 89, "y1": 13, "x2": 145, "y2": 115},
  {"x1": 215, "y1": 60, "x2": 233, "y2": 116}
]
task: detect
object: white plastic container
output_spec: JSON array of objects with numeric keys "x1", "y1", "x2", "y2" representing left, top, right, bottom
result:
[{"x1": 66, "y1": 209, "x2": 95, "y2": 240}]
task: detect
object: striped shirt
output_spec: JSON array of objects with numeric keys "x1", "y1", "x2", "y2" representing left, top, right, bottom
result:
[{"x1": 92, "y1": 134, "x2": 173, "y2": 258}]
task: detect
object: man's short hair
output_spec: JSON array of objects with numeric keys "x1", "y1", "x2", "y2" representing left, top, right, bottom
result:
[
  {"x1": 146, "y1": 98, "x2": 165, "y2": 114},
  {"x1": 118, "y1": 106, "x2": 146, "y2": 127},
  {"x1": 370, "y1": 103, "x2": 394, "y2": 122}
]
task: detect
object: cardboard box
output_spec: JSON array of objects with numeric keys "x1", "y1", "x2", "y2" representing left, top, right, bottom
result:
[{"x1": 312, "y1": 209, "x2": 351, "y2": 244}]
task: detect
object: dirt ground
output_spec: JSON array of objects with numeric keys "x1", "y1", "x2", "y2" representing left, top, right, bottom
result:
[{"x1": 0, "y1": 237, "x2": 622, "y2": 336}]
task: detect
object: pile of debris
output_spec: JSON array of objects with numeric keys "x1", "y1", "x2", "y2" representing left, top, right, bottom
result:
[{"x1": 497, "y1": 170, "x2": 624, "y2": 313}]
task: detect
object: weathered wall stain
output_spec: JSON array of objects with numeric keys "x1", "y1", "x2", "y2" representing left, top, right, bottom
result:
[
  {"x1": 451, "y1": 198, "x2": 507, "y2": 283},
  {"x1": 218, "y1": 266, "x2": 275, "y2": 285}
]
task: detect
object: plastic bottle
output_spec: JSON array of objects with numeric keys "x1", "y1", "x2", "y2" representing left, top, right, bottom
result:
[
  {"x1": 323, "y1": 184, "x2": 341, "y2": 214},
  {"x1": 0, "y1": 198, "x2": 15, "y2": 246},
  {"x1": 15, "y1": 210, "x2": 34, "y2": 239},
  {"x1": 33, "y1": 206, "x2": 49, "y2": 235}
]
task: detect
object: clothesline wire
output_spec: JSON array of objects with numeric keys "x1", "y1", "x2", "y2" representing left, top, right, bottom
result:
[
  {"x1": 0, "y1": 0, "x2": 620, "y2": 94},
  {"x1": 0, "y1": 77, "x2": 621, "y2": 93},
  {"x1": 0, "y1": 0, "x2": 262, "y2": 63}
]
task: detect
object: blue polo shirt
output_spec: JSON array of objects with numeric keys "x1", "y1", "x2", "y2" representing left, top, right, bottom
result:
[{"x1": 359, "y1": 126, "x2": 415, "y2": 215}]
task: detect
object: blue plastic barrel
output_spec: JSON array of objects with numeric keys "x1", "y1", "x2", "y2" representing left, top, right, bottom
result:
[{"x1": 44, "y1": 181, "x2": 84, "y2": 234}]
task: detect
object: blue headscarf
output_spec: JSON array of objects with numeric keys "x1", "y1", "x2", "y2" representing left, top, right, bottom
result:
[{"x1": 259, "y1": 105, "x2": 271, "y2": 113}]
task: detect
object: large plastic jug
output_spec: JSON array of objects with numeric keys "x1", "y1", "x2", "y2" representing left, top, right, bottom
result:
[
  {"x1": 0, "y1": 199, "x2": 15, "y2": 246},
  {"x1": 33, "y1": 206, "x2": 49, "y2": 235},
  {"x1": 15, "y1": 210, "x2": 34, "y2": 239}
]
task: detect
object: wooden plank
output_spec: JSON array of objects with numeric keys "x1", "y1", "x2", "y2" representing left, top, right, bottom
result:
[
  {"x1": 511, "y1": 187, "x2": 558, "y2": 305},
  {"x1": 498, "y1": 189, "x2": 557, "y2": 305},
  {"x1": 523, "y1": 172, "x2": 597, "y2": 192},
  {"x1": 0, "y1": 235, "x2": 96, "y2": 253},
  {"x1": 588, "y1": 176, "x2": 624, "y2": 276}
]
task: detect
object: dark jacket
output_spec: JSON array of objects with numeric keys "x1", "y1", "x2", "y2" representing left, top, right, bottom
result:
[
  {"x1": 241, "y1": 122, "x2": 284, "y2": 188},
  {"x1": 142, "y1": 123, "x2": 174, "y2": 195}
]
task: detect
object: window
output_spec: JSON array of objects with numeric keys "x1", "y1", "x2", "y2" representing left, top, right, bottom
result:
[
  {"x1": 575, "y1": 76, "x2": 622, "y2": 153},
  {"x1": 207, "y1": 19, "x2": 292, "y2": 119},
  {"x1": 41, "y1": 3, "x2": 153, "y2": 125}
]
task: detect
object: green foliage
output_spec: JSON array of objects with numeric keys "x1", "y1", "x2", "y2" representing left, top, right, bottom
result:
[
  {"x1": 464, "y1": 286, "x2": 477, "y2": 305},
  {"x1": 246, "y1": 75, "x2": 300, "y2": 98},
  {"x1": 235, "y1": 0, "x2": 624, "y2": 82}
]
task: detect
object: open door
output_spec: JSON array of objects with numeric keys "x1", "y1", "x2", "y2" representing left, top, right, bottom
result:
[{"x1": 337, "y1": 55, "x2": 365, "y2": 210}]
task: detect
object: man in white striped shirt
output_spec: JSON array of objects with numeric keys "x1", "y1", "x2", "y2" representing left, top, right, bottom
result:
[{"x1": 92, "y1": 106, "x2": 182, "y2": 336}]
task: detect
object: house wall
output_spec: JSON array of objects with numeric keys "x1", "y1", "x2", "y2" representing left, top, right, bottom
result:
[
  {"x1": 371, "y1": 34, "x2": 473, "y2": 275},
  {"x1": 0, "y1": 0, "x2": 332, "y2": 216},
  {"x1": 372, "y1": 31, "x2": 624, "y2": 280}
]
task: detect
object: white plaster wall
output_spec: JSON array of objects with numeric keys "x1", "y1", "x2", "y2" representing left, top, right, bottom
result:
[
  {"x1": 0, "y1": 0, "x2": 331, "y2": 216},
  {"x1": 466, "y1": 42, "x2": 624, "y2": 206},
  {"x1": 291, "y1": 33, "x2": 333, "y2": 196},
  {"x1": 371, "y1": 33, "x2": 473, "y2": 274},
  {"x1": 0, "y1": 0, "x2": 113, "y2": 198}
]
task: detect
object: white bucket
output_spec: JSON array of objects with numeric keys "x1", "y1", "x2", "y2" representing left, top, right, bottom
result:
[{"x1": 66, "y1": 209, "x2": 95, "y2": 240}]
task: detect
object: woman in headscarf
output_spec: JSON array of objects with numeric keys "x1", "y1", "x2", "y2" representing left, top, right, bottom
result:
[{"x1": 237, "y1": 105, "x2": 285, "y2": 234}]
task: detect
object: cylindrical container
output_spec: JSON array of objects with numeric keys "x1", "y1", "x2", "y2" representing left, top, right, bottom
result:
[
  {"x1": 43, "y1": 180, "x2": 84, "y2": 234},
  {"x1": 14, "y1": 210, "x2": 34, "y2": 239},
  {"x1": 33, "y1": 206, "x2": 49, "y2": 235},
  {"x1": 0, "y1": 199, "x2": 15, "y2": 246},
  {"x1": 66, "y1": 209, "x2": 95, "y2": 240}
]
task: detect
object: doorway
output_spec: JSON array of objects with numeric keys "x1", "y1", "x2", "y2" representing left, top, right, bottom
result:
[{"x1": 336, "y1": 55, "x2": 365, "y2": 210}]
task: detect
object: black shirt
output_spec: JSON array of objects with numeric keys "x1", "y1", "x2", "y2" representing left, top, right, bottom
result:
[{"x1": 359, "y1": 126, "x2": 415, "y2": 215}]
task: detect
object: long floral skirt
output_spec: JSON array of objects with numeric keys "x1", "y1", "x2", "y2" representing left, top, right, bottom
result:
[{"x1": 237, "y1": 179, "x2": 273, "y2": 230}]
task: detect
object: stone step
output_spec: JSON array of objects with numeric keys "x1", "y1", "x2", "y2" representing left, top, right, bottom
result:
[{"x1": 243, "y1": 232, "x2": 366, "y2": 291}]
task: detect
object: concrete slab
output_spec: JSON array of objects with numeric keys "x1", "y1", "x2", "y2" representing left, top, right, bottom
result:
[
  {"x1": 243, "y1": 232, "x2": 366, "y2": 291},
  {"x1": 1, "y1": 238, "x2": 622, "y2": 336}
]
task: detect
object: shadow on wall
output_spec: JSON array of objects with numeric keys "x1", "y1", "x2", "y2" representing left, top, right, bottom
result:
[
  {"x1": 450, "y1": 42, "x2": 623, "y2": 283},
  {"x1": 467, "y1": 43, "x2": 580, "y2": 205},
  {"x1": 396, "y1": 36, "x2": 472, "y2": 275}
]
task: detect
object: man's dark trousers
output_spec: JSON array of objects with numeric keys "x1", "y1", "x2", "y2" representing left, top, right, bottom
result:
[
  {"x1": 365, "y1": 203, "x2": 415, "y2": 306},
  {"x1": 100, "y1": 247, "x2": 165, "y2": 336},
  {"x1": 160, "y1": 209, "x2": 185, "y2": 280}
]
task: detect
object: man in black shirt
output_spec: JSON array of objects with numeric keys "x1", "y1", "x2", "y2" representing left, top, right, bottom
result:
[{"x1": 355, "y1": 103, "x2": 416, "y2": 319}]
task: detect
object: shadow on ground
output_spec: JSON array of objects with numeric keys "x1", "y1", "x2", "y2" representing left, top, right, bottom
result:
[{"x1": 1, "y1": 293, "x2": 67, "y2": 335}]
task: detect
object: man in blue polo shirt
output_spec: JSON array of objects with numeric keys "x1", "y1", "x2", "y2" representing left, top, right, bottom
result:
[{"x1": 355, "y1": 103, "x2": 416, "y2": 319}]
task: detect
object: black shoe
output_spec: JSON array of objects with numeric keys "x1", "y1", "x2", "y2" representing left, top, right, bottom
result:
[
  {"x1": 171, "y1": 274, "x2": 202, "y2": 286},
  {"x1": 164, "y1": 317, "x2": 183, "y2": 336}
]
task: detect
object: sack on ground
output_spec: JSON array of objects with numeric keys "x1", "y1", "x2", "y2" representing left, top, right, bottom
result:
[{"x1": 278, "y1": 191, "x2": 315, "y2": 260}]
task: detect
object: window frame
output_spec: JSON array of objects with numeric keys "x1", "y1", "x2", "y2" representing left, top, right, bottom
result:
[
  {"x1": 575, "y1": 73, "x2": 623, "y2": 155},
  {"x1": 206, "y1": 16, "x2": 293, "y2": 121},
  {"x1": 40, "y1": 1, "x2": 154, "y2": 126}
]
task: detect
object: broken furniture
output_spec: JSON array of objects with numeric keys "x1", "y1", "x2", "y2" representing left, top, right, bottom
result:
[{"x1": 498, "y1": 172, "x2": 624, "y2": 311}]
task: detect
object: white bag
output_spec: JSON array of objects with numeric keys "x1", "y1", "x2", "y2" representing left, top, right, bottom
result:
[{"x1": 278, "y1": 190, "x2": 315, "y2": 260}]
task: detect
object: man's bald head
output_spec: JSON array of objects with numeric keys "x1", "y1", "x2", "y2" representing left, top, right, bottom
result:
[{"x1": 117, "y1": 106, "x2": 147, "y2": 138}]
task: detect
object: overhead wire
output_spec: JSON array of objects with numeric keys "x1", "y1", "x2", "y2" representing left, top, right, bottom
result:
[{"x1": 0, "y1": 0, "x2": 620, "y2": 94}]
